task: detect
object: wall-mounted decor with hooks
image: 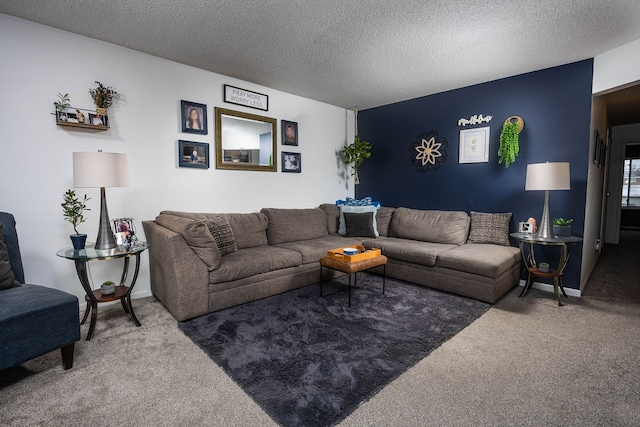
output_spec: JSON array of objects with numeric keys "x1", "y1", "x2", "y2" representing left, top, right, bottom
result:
[
  {"x1": 503, "y1": 116, "x2": 525, "y2": 133},
  {"x1": 498, "y1": 116, "x2": 524, "y2": 167}
]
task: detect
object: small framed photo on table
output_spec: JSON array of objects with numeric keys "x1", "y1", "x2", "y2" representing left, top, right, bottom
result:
[
  {"x1": 181, "y1": 100, "x2": 208, "y2": 135},
  {"x1": 282, "y1": 152, "x2": 301, "y2": 173},
  {"x1": 113, "y1": 217, "x2": 137, "y2": 248},
  {"x1": 518, "y1": 222, "x2": 533, "y2": 233}
]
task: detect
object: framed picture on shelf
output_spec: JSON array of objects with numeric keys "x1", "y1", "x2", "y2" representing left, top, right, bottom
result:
[
  {"x1": 459, "y1": 127, "x2": 490, "y2": 163},
  {"x1": 56, "y1": 111, "x2": 69, "y2": 122},
  {"x1": 88, "y1": 113, "x2": 108, "y2": 127},
  {"x1": 66, "y1": 112, "x2": 79, "y2": 124},
  {"x1": 282, "y1": 151, "x2": 301, "y2": 173},
  {"x1": 282, "y1": 120, "x2": 298, "y2": 146},
  {"x1": 181, "y1": 100, "x2": 208, "y2": 135},
  {"x1": 178, "y1": 140, "x2": 210, "y2": 169}
]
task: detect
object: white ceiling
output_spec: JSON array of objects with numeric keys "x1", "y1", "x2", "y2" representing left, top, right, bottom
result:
[{"x1": 2, "y1": 1, "x2": 640, "y2": 110}]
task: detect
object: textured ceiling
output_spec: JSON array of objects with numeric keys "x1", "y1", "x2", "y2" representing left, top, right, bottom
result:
[{"x1": 2, "y1": 1, "x2": 640, "y2": 110}]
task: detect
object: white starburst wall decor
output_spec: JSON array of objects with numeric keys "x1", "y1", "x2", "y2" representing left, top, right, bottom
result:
[{"x1": 410, "y1": 131, "x2": 448, "y2": 173}]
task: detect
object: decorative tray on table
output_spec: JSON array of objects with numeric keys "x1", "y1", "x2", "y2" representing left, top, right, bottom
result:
[{"x1": 327, "y1": 245, "x2": 381, "y2": 262}]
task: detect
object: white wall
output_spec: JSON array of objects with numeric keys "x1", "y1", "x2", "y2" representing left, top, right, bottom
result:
[
  {"x1": 0, "y1": 14, "x2": 355, "y2": 302},
  {"x1": 580, "y1": 95, "x2": 606, "y2": 290},
  {"x1": 593, "y1": 38, "x2": 640, "y2": 94}
]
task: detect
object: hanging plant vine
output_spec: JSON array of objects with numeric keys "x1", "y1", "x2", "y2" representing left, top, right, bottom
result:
[{"x1": 498, "y1": 121, "x2": 520, "y2": 167}]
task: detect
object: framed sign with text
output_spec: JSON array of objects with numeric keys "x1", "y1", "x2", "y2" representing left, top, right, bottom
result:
[{"x1": 224, "y1": 84, "x2": 269, "y2": 111}]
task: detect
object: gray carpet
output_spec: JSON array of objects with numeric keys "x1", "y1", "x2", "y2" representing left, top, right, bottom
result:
[
  {"x1": 1, "y1": 244, "x2": 639, "y2": 426},
  {"x1": 583, "y1": 229, "x2": 640, "y2": 302},
  {"x1": 178, "y1": 274, "x2": 489, "y2": 427}
]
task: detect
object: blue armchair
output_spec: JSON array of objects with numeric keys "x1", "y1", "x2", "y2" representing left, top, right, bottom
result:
[{"x1": 0, "y1": 212, "x2": 80, "y2": 371}]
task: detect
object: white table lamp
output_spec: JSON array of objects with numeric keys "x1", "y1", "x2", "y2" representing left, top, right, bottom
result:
[
  {"x1": 525, "y1": 162, "x2": 570, "y2": 238},
  {"x1": 73, "y1": 151, "x2": 130, "y2": 250}
]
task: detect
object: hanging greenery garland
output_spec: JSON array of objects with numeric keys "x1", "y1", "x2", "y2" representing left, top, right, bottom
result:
[{"x1": 498, "y1": 121, "x2": 520, "y2": 167}]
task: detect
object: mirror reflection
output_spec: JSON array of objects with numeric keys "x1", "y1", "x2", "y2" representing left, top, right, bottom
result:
[{"x1": 215, "y1": 107, "x2": 277, "y2": 171}]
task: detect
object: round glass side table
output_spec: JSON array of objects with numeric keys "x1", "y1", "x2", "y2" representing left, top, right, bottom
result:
[
  {"x1": 56, "y1": 242, "x2": 149, "y2": 340},
  {"x1": 510, "y1": 232, "x2": 582, "y2": 306}
]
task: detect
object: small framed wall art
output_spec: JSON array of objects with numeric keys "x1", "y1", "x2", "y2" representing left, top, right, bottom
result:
[
  {"x1": 459, "y1": 127, "x2": 490, "y2": 163},
  {"x1": 181, "y1": 100, "x2": 208, "y2": 135},
  {"x1": 282, "y1": 120, "x2": 298, "y2": 146},
  {"x1": 178, "y1": 140, "x2": 210, "y2": 169},
  {"x1": 282, "y1": 152, "x2": 301, "y2": 173}
]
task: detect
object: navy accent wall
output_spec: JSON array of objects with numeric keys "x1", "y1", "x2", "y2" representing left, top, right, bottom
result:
[{"x1": 357, "y1": 60, "x2": 593, "y2": 290}]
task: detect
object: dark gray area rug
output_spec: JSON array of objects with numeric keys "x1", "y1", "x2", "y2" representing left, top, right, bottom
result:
[{"x1": 178, "y1": 272, "x2": 490, "y2": 427}]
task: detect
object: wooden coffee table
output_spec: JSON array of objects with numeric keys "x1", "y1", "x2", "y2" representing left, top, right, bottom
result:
[{"x1": 319, "y1": 254, "x2": 388, "y2": 306}]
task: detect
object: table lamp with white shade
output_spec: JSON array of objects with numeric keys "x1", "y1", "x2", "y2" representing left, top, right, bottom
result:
[
  {"x1": 73, "y1": 151, "x2": 130, "y2": 250},
  {"x1": 525, "y1": 162, "x2": 570, "y2": 239}
]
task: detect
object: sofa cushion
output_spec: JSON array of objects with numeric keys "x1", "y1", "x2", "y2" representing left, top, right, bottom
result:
[
  {"x1": 338, "y1": 205, "x2": 379, "y2": 236},
  {"x1": 0, "y1": 225, "x2": 20, "y2": 290},
  {"x1": 160, "y1": 211, "x2": 268, "y2": 249},
  {"x1": 155, "y1": 214, "x2": 221, "y2": 270},
  {"x1": 205, "y1": 215, "x2": 238, "y2": 256},
  {"x1": 209, "y1": 246, "x2": 302, "y2": 283},
  {"x1": 224, "y1": 213, "x2": 269, "y2": 249},
  {"x1": 276, "y1": 235, "x2": 363, "y2": 264},
  {"x1": 261, "y1": 208, "x2": 328, "y2": 245},
  {"x1": 376, "y1": 207, "x2": 395, "y2": 237},
  {"x1": 467, "y1": 211, "x2": 512, "y2": 246},
  {"x1": 390, "y1": 208, "x2": 470, "y2": 245},
  {"x1": 344, "y1": 212, "x2": 377, "y2": 238},
  {"x1": 319, "y1": 203, "x2": 340, "y2": 234},
  {"x1": 361, "y1": 236, "x2": 457, "y2": 267},
  {"x1": 436, "y1": 243, "x2": 521, "y2": 278}
]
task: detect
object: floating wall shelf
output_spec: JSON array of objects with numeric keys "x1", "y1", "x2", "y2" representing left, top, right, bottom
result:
[{"x1": 55, "y1": 106, "x2": 110, "y2": 131}]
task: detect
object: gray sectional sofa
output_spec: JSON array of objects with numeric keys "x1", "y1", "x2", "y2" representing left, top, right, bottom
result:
[{"x1": 142, "y1": 205, "x2": 521, "y2": 321}]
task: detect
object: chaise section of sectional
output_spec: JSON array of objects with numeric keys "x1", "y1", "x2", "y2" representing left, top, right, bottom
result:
[{"x1": 362, "y1": 207, "x2": 521, "y2": 303}]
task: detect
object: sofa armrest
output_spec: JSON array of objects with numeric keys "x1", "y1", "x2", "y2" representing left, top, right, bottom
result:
[{"x1": 142, "y1": 220, "x2": 209, "y2": 321}]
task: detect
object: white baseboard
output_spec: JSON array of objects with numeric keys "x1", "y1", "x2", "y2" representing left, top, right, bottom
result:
[{"x1": 518, "y1": 279, "x2": 582, "y2": 297}]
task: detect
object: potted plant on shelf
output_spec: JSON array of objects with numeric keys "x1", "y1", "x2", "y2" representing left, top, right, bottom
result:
[
  {"x1": 101, "y1": 280, "x2": 116, "y2": 295},
  {"x1": 88, "y1": 81, "x2": 120, "y2": 117},
  {"x1": 52, "y1": 92, "x2": 71, "y2": 120},
  {"x1": 552, "y1": 218, "x2": 573, "y2": 237},
  {"x1": 61, "y1": 189, "x2": 91, "y2": 250},
  {"x1": 539, "y1": 262, "x2": 550, "y2": 273},
  {"x1": 342, "y1": 135, "x2": 372, "y2": 185}
]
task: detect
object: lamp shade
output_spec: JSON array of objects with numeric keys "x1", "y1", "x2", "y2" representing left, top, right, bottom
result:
[
  {"x1": 73, "y1": 152, "x2": 130, "y2": 188},
  {"x1": 525, "y1": 162, "x2": 570, "y2": 191}
]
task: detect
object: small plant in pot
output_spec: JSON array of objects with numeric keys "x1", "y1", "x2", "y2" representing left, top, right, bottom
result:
[
  {"x1": 552, "y1": 218, "x2": 573, "y2": 237},
  {"x1": 62, "y1": 189, "x2": 91, "y2": 250},
  {"x1": 101, "y1": 280, "x2": 116, "y2": 295},
  {"x1": 539, "y1": 262, "x2": 550, "y2": 273},
  {"x1": 52, "y1": 92, "x2": 71, "y2": 119},
  {"x1": 88, "y1": 81, "x2": 120, "y2": 116}
]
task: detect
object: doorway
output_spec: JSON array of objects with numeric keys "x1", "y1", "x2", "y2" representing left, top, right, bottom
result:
[{"x1": 600, "y1": 83, "x2": 640, "y2": 245}]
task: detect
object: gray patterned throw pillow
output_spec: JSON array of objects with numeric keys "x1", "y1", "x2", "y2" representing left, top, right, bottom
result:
[
  {"x1": 206, "y1": 215, "x2": 238, "y2": 256},
  {"x1": 467, "y1": 211, "x2": 512, "y2": 246}
]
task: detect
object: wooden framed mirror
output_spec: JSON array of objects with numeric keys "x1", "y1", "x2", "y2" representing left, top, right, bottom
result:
[{"x1": 215, "y1": 107, "x2": 277, "y2": 171}]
